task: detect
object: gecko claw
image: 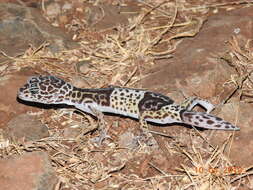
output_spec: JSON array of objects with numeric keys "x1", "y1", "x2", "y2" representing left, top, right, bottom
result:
[{"x1": 91, "y1": 129, "x2": 111, "y2": 146}]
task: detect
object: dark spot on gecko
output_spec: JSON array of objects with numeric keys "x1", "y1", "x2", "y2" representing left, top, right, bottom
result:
[
  {"x1": 225, "y1": 126, "x2": 230, "y2": 129},
  {"x1": 215, "y1": 117, "x2": 222, "y2": 121},
  {"x1": 77, "y1": 91, "x2": 81, "y2": 98},
  {"x1": 163, "y1": 113, "x2": 169, "y2": 118},
  {"x1": 214, "y1": 124, "x2": 221, "y2": 128},
  {"x1": 41, "y1": 91, "x2": 48, "y2": 95},
  {"x1": 58, "y1": 95, "x2": 64, "y2": 99},
  {"x1": 99, "y1": 94, "x2": 105, "y2": 99},
  {"x1": 47, "y1": 85, "x2": 53, "y2": 92},
  {"x1": 183, "y1": 112, "x2": 194, "y2": 118},
  {"x1": 202, "y1": 115, "x2": 209, "y2": 119},
  {"x1": 120, "y1": 93, "x2": 124, "y2": 96},
  {"x1": 194, "y1": 122, "x2": 199, "y2": 125},
  {"x1": 63, "y1": 85, "x2": 68, "y2": 91},
  {"x1": 47, "y1": 95, "x2": 53, "y2": 99},
  {"x1": 207, "y1": 120, "x2": 214, "y2": 124},
  {"x1": 154, "y1": 115, "x2": 161, "y2": 119},
  {"x1": 174, "y1": 107, "x2": 179, "y2": 111},
  {"x1": 51, "y1": 89, "x2": 58, "y2": 94},
  {"x1": 67, "y1": 84, "x2": 72, "y2": 89},
  {"x1": 72, "y1": 92, "x2": 76, "y2": 98}
]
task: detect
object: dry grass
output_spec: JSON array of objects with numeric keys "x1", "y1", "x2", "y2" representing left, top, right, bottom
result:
[
  {"x1": 1, "y1": 121, "x2": 252, "y2": 189},
  {"x1": 222, "y1": 36, "x2": 253, "y2": 103},
  {"x1": 176, "y1": 134, "x2": 246, "y2": 189},
  {"x1": 1, "y1": 0, "x2": 253, "y2": 189}
]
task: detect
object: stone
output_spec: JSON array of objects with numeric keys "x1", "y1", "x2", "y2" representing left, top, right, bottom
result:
[
  {"x1": 210, "y1": 102, "x2": 253, "y2": 166},
  {"x1": 0, "y1": 151, "x2": 58, "y2": 190},
  {"x1": 0, "y1": 3, "x2": 78, "y2": 62},
  {"x1": 0, "y1": 73, "x2": 41, "y2": 129},
  {"x1": 83, "y1": 3, "x2": 139, "y2": 30},
  {"x1": 140, "y1": 6, "x2": 253, "y2": 171},
  {"x1": 7, "y1": 113, "x2": 49, "y2": 141},
  {"x1": 142, "y1": 6, "x2": 253, "y2": 99}
]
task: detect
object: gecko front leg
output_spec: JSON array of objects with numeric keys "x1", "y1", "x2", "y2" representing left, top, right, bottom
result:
[
  {"x1": 139, "y1": 113, "x2": 149, "y2": 133},
  {"x1": 89, "y1": 106, "x2": 111, "y2": 145}
]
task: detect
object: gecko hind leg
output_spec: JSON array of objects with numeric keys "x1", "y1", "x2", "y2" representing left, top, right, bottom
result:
[
  {"x1": 89, "y1": 106, "x2": 111, "y2": 145},
  {"x1": 138, "y1": 113, "x2": 156, "y2": 146},
  {"x1": 180, "y1": 96, "x2": 215, "y2": 114},
  {"x1": 139, "y1": 114, "x2": 150, "y2": 134}
]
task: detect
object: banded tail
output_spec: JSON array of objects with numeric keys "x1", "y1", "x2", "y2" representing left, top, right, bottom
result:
[{"x1": 181, "y1": 111, "x2": 239, "y2": 130}]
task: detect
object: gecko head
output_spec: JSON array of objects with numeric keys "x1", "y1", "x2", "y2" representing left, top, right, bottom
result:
[{"x1": 18, "y1": 75, "x2": 73, "y2": 104}]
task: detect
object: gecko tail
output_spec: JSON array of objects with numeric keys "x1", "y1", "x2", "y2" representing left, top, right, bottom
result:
[{"x1": 181, "y1": 111, "x2": 240, "y2": 130}]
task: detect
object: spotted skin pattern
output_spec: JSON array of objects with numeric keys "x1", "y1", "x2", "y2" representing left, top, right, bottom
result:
[{"x1": 18, "y1": 76, "x2": 240, "y2": 131}]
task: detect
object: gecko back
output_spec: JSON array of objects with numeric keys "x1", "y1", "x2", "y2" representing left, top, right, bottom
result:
[{"x1": 18, "y1": 75, "x2": 73, "y2": 104}]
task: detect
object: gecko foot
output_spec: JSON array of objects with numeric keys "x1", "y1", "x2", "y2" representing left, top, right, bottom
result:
[
  {"x1": 137, "y1": 130, "x2": 157, "y2": 146},
  {"x1": 89, "y1": 106, "x2": 112, "y2": 146},
  {"x1": 138, "y1": 119, "x2": 157, "y2": 146},
  {"x1": 91, "y1": 128, "x2": 111, "y2": 146}
]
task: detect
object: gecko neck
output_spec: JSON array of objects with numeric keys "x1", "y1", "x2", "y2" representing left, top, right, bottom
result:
[{"x1": 66, "y1": 86, "x2": 114, "y2": 107}]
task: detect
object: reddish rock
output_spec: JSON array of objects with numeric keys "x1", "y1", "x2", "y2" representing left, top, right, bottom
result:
[
  {"x1": 0, "y1": 73, "x2": 42, "y2": 129},
  {"x1": 0, "y1": 3, "x2": 78, "y2": 62},
  {"x1": 7, "y1": 114, "x2": 49, "y2": 141},
  {"x1": 0, "y1": 151, "x2": 58, "y2": 190},
  {"x1": 83, "y1": 3, "x2": 140, "y2": 30},
  {"x1": 210, "y1": 102, "x2": 253, "y2": 166},
  {"x1": 142, "y1": 6, "x2": 253, "y2": 99},
  {"x1": 141, "y1": 6, "x2": 253, "y2": 172}
]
